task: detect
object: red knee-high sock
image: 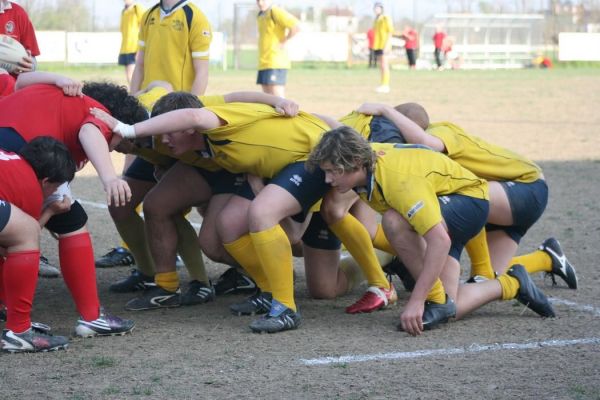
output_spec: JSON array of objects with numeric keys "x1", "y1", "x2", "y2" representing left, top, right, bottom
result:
[
  {"x1": 4, "y1": 250, "x2": 39, "y2": 333},
  {"x1": 59, "y1": 233, "x2": 100, "y2": 321}
]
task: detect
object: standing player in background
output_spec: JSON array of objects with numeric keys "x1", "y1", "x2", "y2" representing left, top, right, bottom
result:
[
  {"x1": 118, "y1": 0, "x2": 145, "y2": 86},
  {"x1": 367, "y1": 28, "x2": 376, "y2": 69},
  {"x1": 130, "y1": 0, "x2": 212, "y2": 95},
  {"x1": 256, "y1": 0, "x2": 300, "y2": 98},
  {"x1": 432, "y1": 25, "x2": 446, "y2": 70},
  {"x1": 401, "y1": 25, "x2": 419, "y2": 70},
  {"x1": 372, "y1": 2, "x2": 394, "y2": 93},
  {"x1": 99, "y1": 0, "x2": 212, "y2": 267}
]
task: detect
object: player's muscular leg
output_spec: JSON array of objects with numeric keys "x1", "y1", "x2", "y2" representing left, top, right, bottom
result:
[
  {"x1": 216, "y1": 194, "x2": 252, "y2": 244},
  {"x1": 143, "y1": 162, "x2": 212, "y2": 274},
  {"x1": 248, "y1": 184, "x2": 302, "y2": 233},
  {"x1": 0, "y1": 206, "x2": 40, "y2": 252},
  {"x1": 381, "y1": 209, "x2": 426, "y2": 279},
  {"x1": 488, "y1": 181, "x2": 513, "y2": 226},
  {"x1": 320, "y1": 189, "x2": 360, "y2": 226},
  {"x1": 487, "y1": 230, "x2": 519, "y2": 275},
  {"x1": 201, "y1": 193, "x2": 241, "y2": 265}
]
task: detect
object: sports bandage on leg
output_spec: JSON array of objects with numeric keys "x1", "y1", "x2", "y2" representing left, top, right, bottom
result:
[{"x1": 113, "y1": 122, "x2": 136, "y2": 139}]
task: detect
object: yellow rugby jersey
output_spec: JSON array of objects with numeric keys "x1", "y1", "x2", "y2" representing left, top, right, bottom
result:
[
  {"x1": 120, "y1": 3, "x2": 145, "y2": 54},
  {"x1": 427, "y1": 122, "x2": 542, "y2": 183},
  {"x1": 257, "y1": 6, "x2": 299, "y2": 70},
  {"x1": 373, "y1": 14, "x2": 394, "y2": 50},
  {"x1": 338, "y1": 111, "x2": 373, "y2": 140},
  {"x1": 359, "y1": 143, "x2": 488, "y2": 236},
  {"x1": 139, "y1": 2, "x2": 212, "y2": 91},
  {"x1": 201, "y1": 103, "x2": 329, "y2": 178}
]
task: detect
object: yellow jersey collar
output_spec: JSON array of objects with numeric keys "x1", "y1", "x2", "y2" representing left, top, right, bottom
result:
[{"x1": 160, "y1": 0, "x2": 188, "y2": 17}]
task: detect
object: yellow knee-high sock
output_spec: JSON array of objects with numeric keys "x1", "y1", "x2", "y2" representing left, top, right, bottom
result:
[
  {"x1": 381, "y1": 71, "x2": 390, "y2": 86},
  {"x1": 426, "y1": 279, "x2": 447, "y2": 304},
  {"x1": 465, "y1": 228, "x2": 495, "y2": 279},
  {"x1": 155, "y1": 271, "x2": 179, "y2": 292},
  {"x1": 511, "y1": 251, "x2": 552, "y2": 274},
  {"x1": 372, "y1": 224, "x2": 395, "y2": 254},
  {"x1": 330, "y1": 215, "x2": 389, "y2": 289},
  {"x1": 250, "y1": 225, "x2": 295, "y2": 311},
  {"x1": 223, "y1": 235, "x2": 271, "y2": 292},
  {"x1": 497, "y1": 274, "x2": 520, "y2": 300},
  {"x1": 114, "y1": 213, "x2": 155, "y2": 277},
  {"x1": 174, "y1": 214, "x2": 208, "y2": 283}
]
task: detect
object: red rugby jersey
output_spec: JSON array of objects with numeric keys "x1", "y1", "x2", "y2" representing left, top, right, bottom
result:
[{"x1": 0, "y1": 150, "x2": 42, "y2": 219}]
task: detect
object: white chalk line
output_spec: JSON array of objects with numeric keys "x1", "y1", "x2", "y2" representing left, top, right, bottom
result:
[
  {"x1": 77, "y1": 198, "x2": 202, "y2": 229},
  {"x1": 300, "y1": 337, "x2": 600, "y2": 366},
  {"x1": 550, "y1": 297, "x2": 600, "y2": 317}
]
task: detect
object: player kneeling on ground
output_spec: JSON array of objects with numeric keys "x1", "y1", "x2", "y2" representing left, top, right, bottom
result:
[
  {"x1": 0, "y1": 137, "x2": 75, "y2": 353},
  {"x1": 308, "y1": 127, "x2": 555, "y2": 336}
]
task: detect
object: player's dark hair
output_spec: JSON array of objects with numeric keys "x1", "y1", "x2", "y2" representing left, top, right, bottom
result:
[
  {"x1": 19, "y1": 136, "x2": 76, "y2": 183},
  {"x1": 82, "y1": 81, "x2": 148, "y2": 125},
  {"x1": 151, "y1": 91, "x2": 204, "y2": 117}
]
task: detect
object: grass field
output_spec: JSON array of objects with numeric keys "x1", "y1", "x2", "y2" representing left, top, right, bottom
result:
[{"x1": 2, "y1": 66, "x2": 600, "y2": 399}]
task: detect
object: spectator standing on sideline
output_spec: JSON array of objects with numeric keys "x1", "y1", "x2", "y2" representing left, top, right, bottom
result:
[
  {"x1": 401, "y1": 25, "x2": 418, "y2": 70},
  {"x1": 256, "y1": 0, "x2": 300, "y2": 98},
  {"x1": 373, "y1": 2, "x2": 394, "y2": 93},
  {"x1": 367, "y1": 28, "x2": 376, "y2": 68},
  {"x1": 432, "y1": 25, "x2": 446, "y2": 70},
  {"x1": 119, "y1": 0, "x2": 145, "y2": 86}
]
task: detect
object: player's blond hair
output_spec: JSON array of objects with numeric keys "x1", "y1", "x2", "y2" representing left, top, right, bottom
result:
[{"x1": 307, "y1": 126, "x2": 375, "y2": 173}]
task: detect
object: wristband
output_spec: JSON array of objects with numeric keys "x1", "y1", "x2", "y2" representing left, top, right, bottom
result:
[{"x1": 114, "y1": 121, "x2": 136, "y2": 139}]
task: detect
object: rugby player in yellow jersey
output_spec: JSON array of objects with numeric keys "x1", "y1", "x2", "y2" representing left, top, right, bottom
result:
[
  {"x1": 307, "y1": 127, "x2": 555, "y2": 336},
  {"x1": 119, "y1": 0, "x2": 145, "y2": 85},
  {"x1": 256, "y1": 0, "x2": 300, "y2": 98},
  {"x1": 91, "y1": 102, "x2": 341, "y2": 333},
  {"x1": 361, "y1": 102, "x2": 577, "y2": 290},
  {"x1": 103, "y1": 84, "x2": 303, "y2": 312},
  {"x1": 131, "y1": 0, "x2": 212, "y2": 95},
  {"x1": 373, "y1": 2, "x2": 394, "y2": 93}
]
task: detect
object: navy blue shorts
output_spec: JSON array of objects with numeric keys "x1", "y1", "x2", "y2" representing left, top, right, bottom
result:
[
  {"x1": 369, "y1": 116, "x2": 407, "y2": 144},
  {"x1": 193, "y1": 168, "x2": 247, "y2": 196},
  {"x1": 373, "y1": 49, "x2": 384, "y2": 57},
  {"x1": 256, "y1": 69, "x2": 288, "y2": 85},
  {"x1": 118, "y1": 53, "x2": 136, "y2": 66},
  {"x1": 439, "y1": 194, "x2": 489, "y2": 260},
  {"x1": 302, "y1": 212, "x2": 342, "y2": 250},
  {"x1": 0, "y1": 200, "x2": 11, "y2": 231},
  {"x1": 124, "y1": 157, "x2": 157, "y2": 183},
  {"x1": 269, "y1": 161, "x2": 330, "y2": 216},
  {"x1": 0, "y1": 127, "x2": 26, "y2": 153},
  {"x1": 486, "y1": 179, "x2": 548, "y2": 243}
]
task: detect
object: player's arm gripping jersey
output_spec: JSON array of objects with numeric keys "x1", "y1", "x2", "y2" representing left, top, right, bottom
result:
[
  {"x1": 359, "y1": 143, "x2": 488, "y2": 235},
  {"x1": 426, "y1": 122, "x2": 542, "y2": 183},
  {"x1": 139, "y1": 2, "x2": 212, "y2": 91},
  {"x1": 201, "y1": 103, "x2": 329, "y2": 178},
  {"x1": 373, "y1": 14, "x2": 393, "y2": 51},
  {"x1": 257, "y1": 6, "x2": 300, "y2": 70}
]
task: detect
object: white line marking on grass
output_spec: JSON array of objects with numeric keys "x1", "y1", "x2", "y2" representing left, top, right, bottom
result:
[
  {"x1": 77, "y1": 199, "x2": 202, "y2": 229},
  {"x1": 299, "y1": 337, "x2": 600, "y2": 366},
  {"x1": 550, "y1": 297, "x2": 600, "y2": 317}
]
